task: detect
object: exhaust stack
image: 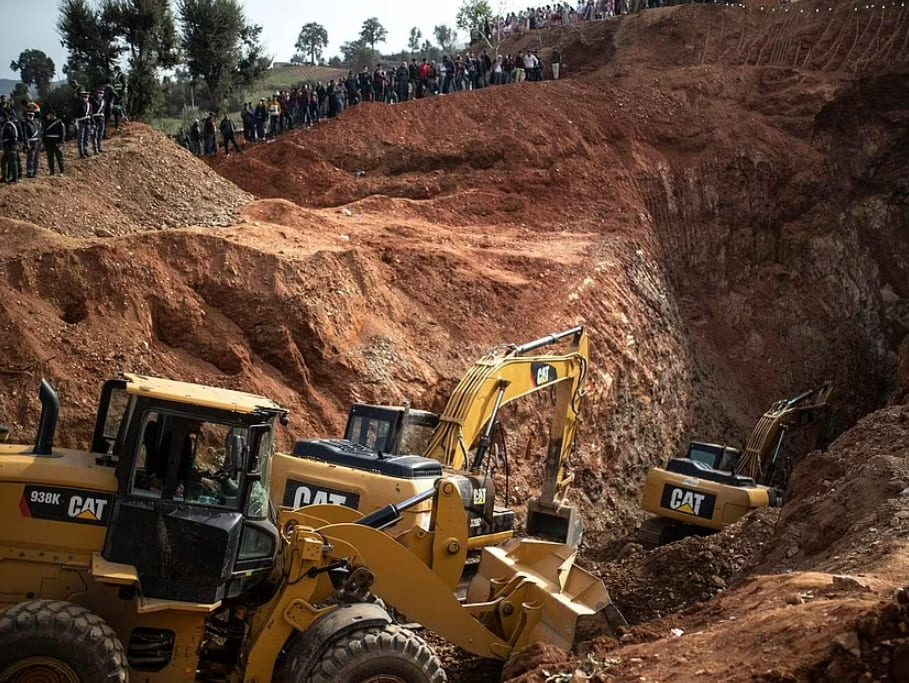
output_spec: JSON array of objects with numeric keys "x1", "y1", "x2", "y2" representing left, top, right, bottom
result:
[{"x1": 34, "y1": 380, "x2": 59, "y2": 456}]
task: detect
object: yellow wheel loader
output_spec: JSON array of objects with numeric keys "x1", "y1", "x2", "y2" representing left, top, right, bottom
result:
[
  {"x1": 273, "y1": 326, "x2": 590, "y2": 554},
  {"x1": 637, "y1": 382, "x2": 833, "y2": 547},
  {"x1": 0, "y1": 373, "x2": 624, "y2": 682}
]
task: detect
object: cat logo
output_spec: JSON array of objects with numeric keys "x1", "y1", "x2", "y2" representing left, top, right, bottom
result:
[
  {"x1": 660, "y1": 484, "x2": 717, "y2": 520},
  {"x1": 472, "y1": 487, "x2": 486, "y2": 506},
  {"x1": 669, "y1": 488, "x2": 706, "y2": 516},
  {"x1": 67, "y1": 495, "x2": 108, "y2": 521},
  {"x1": 531, "y1": 362, "x2": 558, "y2": 387},
  {"x1": 20, "y1": 485, "x2": 113, "y2": 526},
  {"x1": 282, "y1": 478, "x2": 361, "y2": 510}
]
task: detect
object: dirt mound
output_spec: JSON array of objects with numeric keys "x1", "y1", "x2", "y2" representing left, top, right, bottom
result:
[
  {"x1": 503, "y1": 572, "x2": 890, "y2": 683},
  {"x1": 0, "y1": 123, "x2": 250, "y2": 237},
  {"x1": 761, "y1": 404, "x2": 909, "y2": 574},
  {"x1": 806, "y1": 587, "x2": 909, "y2": 682},
  {"x1": 597, "y1": 508, "x2": 778, "y2": 624}
]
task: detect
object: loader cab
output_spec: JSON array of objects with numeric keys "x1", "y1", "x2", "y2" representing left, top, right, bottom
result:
[
  {"x1": 344, "y1": 403, "x2": 439, "y2": 456},
  {"x1": 94, "y1": 375, "x2": 286, "y2": 604}
]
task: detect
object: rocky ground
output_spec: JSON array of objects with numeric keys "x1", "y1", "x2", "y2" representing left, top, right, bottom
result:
[{"x1": 0, "y1": 0, "x2": 907, "y2": 680}]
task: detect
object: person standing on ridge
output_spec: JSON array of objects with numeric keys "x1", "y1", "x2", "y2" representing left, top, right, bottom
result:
[
  {"x1": 91, "y1": 88, "x2": 106, "y2": 153},
  {"x1": 0, "y1": 112, "x2": 22, "y2": 183},
  {"x1": 42, "y1": 110, "x2": 65, "y2": 175},
  {"x1": 219, "y1": 113, "x2": 242, "y2": 156},
  {"x1": 112, "y1": 65, "x2": 127, "y2": 110},
  {"x1": 21, "y1": 110, "x2": 41, "y2": 177},
  {"x1": 75, "y1": 90, "x2": 92, "y2": 158}
]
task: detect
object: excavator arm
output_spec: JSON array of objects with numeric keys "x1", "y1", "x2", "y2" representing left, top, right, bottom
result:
[
  {"x1": 422, "y1": 326, "x2": 589, "y2": 544},
  {"x1": 735, "y1": 381, "x2": 833, "y2": 485}
]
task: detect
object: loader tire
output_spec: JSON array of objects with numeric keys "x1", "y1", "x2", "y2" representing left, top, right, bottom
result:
[
  {"x1": 0, "y1": 599, "x2": 128, "y2": 683},
  {"x1": 299, "y1": 623, "x2": 447, "y2": 683}
]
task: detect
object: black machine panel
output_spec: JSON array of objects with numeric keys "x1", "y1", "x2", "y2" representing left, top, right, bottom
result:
[
  {"x1": 104, "y1": 498, "x2": 244, "y2": 603},
  {"x1": 660, "y1": 483, "x2": 717, "y2": 520},
  {"x1": 292, "y1": 439, "x2": 443, "y2": 479}
]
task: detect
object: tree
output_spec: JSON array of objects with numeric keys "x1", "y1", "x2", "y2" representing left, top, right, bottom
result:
[
  {"x1": 103, "y1": 0, "x2": 178, "y2": 118},
  {"x1": 295, "y1": 22, "x2": 328, "y2": 66},
  {"x1": 339, "y1": 39, "x2": 374, "y2": 70},
  {"x1": 407, "y1": 27, "x2": 422, "y2": 55},
  {"x1": 57, "y1": 0, "x2": 123, "y2": 87},
  {"x1": 456, "y1": 0, "x2": 494, "y2": 44},
  {"x1": 11, "y1": 83, "x2": 30, "y2": 102},
  {"x1": 177, "y1": 0, "x2": 271, "y2": 107},
  {"x1": 9, "y1": 50, "x2": 56, "y2": 98},
  {"x1": 433, "y1": 25, "x2": 458, "y2": 54},
  {"x1": 419, "y1": 40, "x2": 442, "y2": 63},
  {"x1": 359, "y1": 17, "x2": 388, "y2": 54}
]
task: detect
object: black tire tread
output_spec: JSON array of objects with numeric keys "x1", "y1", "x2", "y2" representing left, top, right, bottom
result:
[
  {"x1": 635, "y1": 517, "x2": 669, "y2": 549},
  {"x1": 303, "y1": 623, "x2": 446, "y2": 683},
  {"x1": 0, "y1": 599, "x2": 128, "y2": 683}
]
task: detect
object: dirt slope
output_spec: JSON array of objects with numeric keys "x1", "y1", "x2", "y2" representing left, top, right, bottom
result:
[
  {"x1": 211, "y1": 1, "x2": 909, "y2": 541},
  {"x1": 0, "y1": 2, "x2": 907, "y2": 681}
]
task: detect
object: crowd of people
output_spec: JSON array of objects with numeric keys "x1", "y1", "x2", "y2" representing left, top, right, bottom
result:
[
  {"x1": 179, "y1": 49, "x2": 561, "y2": 155},
  {"x1": 487, "y1": 0, "x2": 734, "y2": 36},
  {"x1": 0, "y1": 67, "x2": 128, "y2": 183}
]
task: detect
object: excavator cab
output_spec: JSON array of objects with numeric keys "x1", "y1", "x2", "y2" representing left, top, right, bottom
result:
[
  {"x1": 344, "y1": 403, "x2": 440, "y2": 455},
  {"x1": 686, "y1": 442, "x2": 743, "y2": 472}
]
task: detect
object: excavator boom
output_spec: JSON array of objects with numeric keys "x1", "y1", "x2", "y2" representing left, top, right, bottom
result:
[
  {"x1": 735, "y1": 381, "x2": 833, "y2": 484},
  {"x1": 422, "y1": 326, "x2": 589, "y2": 545}
]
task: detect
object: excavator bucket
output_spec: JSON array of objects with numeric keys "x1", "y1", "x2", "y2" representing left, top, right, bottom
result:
[{"x1": 465, "y1": 537, "x2": 627, "y2": 653}]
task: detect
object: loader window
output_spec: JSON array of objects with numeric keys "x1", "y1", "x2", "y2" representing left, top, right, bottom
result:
[{"x1": 130, "y1": 411, "x2": 244, "y2": 510}]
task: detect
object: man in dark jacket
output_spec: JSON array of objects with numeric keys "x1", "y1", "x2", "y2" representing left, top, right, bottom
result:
[
  {"x1": 220, "y1": 114, "x2": 242, "y2": 155},
  {"x1": 42, "y1": 110, "x2": 65, "y2": 175},
  {"x1": 74, "y1": 90, "x2": 92, "y2": 158},
  {"x1": 240, "y1": 103, "x2": 255, "y2": 143},
  {"x1": 254, "y1": 100, "x2": 267, "y2": 141},
  {"x1": 203, "y1": 112, "x2": 217, "y2": 155},
  {"x1": 408, "y1": 59, "x2": 419, "y2": 100},
  {"x1": 189, "y1": 119, "x2": 201, "y2": 156},
  {"x1": 22, "y1": 110, "x2": 41, "y2": 177},
  {"x1": 396, "y1": 62, "x2": 410, "y2": 102},
  {"x1": 91, "y1": 88, "x2": 106, "y2": 153},
  {"x1": 1, "y1": 112, "x2": 22, "y2": 183}
]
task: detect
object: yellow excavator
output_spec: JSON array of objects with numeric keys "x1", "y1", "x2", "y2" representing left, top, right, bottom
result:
[
  {"x1": 637, "y1": 382, "x2": 833, "y2": 547},
  {"x1": 273, "y1": 326, "x2": 589, "y2": 550},
  {"x1": 0, "y1": 372, "x2": 623, "y2": 682}
]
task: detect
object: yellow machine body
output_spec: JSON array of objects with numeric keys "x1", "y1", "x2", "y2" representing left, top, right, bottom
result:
[
  {"x1": 638, "y1": 383, "x2": 832, "y2": 544},
  {"x1": 273, "y1": 326, "x2": 590, "y2": 548},
  {"x1": 0, "y1": 372, "x2": 625, "y2": 682},
  {"x1": 640, "y1": 467, "x2": 774, "y2": 531}
]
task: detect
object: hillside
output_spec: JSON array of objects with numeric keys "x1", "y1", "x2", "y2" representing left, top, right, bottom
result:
[{"x1": 0, "y1": 1, "x2": 907, "y2": 680}]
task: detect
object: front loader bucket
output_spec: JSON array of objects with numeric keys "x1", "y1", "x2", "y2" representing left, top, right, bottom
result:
[{"x1": 464, "y1": 538, "x2": 627, "y2": 653}]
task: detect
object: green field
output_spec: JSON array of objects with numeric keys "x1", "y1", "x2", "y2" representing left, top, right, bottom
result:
[{"x1": 249, "y1": 65, "x2": 347, "y2": 102}]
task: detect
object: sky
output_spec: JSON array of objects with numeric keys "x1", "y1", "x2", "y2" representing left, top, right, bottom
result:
[{"x1": 0, "y1": 0, "x2": 522, "y2": 81}]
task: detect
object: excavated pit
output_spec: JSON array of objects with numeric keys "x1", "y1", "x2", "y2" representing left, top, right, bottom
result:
[{"x1": 0, "y1": 1, "x2": 907, "y2": 680}]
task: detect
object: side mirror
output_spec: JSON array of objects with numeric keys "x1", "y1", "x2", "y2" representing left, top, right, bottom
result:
[{"x1": 228, "y1": 434, "x2": 246, "y2": 476}]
